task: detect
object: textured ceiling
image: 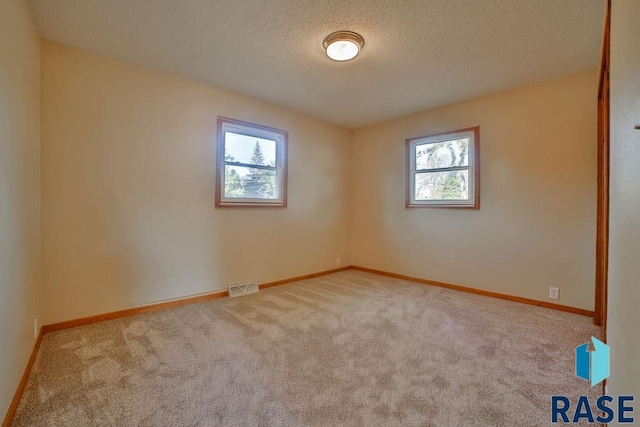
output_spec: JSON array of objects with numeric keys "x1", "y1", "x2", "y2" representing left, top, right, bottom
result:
[{"x1": 29, "y1": 0, "x2": 605, "y2": 129}]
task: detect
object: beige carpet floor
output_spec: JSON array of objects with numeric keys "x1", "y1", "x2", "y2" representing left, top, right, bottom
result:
[{"x1": 13, "y1": 270, "x2": 601, "y2": 426}]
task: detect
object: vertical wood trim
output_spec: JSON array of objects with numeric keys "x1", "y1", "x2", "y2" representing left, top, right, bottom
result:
[
  {"x1": 594, "y1": 0, "x2": 611, "y2": 334},
  {"x1": 473, "y1": 126, "x2": 481, "y2": 209},
  {"x1": 2, "y1": 331, "x2": 44, "y2": 427},
  {"x1": 405, "y1": 137, "x2": 411, "y2": 208},
  {"x1": 214, "y1": 116, "x2": 224, "y2": 207}
]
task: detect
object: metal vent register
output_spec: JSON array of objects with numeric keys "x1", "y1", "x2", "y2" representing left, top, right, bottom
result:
[{"x1": 228, "y1": 281, "x2": 259, "y2": 298}]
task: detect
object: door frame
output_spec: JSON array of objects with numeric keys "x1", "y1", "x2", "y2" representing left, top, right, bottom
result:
[{"x1": 594, "y1": 0, "x2": 610, "y2": 334}]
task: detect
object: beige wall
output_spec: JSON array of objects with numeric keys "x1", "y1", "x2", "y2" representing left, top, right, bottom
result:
[
  {"x1": 351, "y1": 70, "x2": 597, "y2": 310},
  {"x1": 41, "y1": 41, "x2": 352, "y2": 324},
  {"x1": 0, "y1": 0, "x2": 42, "y2": 418},
  {"x1": 0, "y1": 4, "x2": 608, "y2": 418},
  {"x1": 608, "y1": 0, "x2": 640, "y2": 404},
  {"x1": 40, "y1": 36, "x2": 598, "y2": 322}
]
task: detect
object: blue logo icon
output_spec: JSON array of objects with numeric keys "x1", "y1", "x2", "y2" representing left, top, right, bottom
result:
[
  {"x1": 575, "y1": 336, "x2": 610, "y2": 387},
  {"x1": 552, "y1": 339, "x2": 633, "y2": 424}
]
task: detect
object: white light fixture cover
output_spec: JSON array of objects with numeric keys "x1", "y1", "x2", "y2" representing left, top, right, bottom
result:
[{"x1": 323, "y1": 31, "x2": 364, "y2": 61}]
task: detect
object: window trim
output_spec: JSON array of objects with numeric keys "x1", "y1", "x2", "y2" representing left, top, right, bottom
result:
[
  {"x1": 405, "y1": 126, "x2": 480, "y2": 209},
  {"x1": 215, "y1": 116, "x2": 288, "y2": 208}
]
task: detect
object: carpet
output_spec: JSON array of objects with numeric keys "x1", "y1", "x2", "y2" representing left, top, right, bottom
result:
[{"x1": 12, "y1": 270, "x2": 601, "y2": 426}]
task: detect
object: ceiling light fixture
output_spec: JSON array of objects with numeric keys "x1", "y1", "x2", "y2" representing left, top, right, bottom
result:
[{"x1": 323, "y1": 31, "x2": 364, "y2": 62}]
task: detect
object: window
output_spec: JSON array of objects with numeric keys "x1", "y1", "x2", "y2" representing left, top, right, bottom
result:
[
  {"x1": 216, "y1": 117, "x2": 288, "y2": 207},
  {"x1": 406, "y1": 126, "x2": 479, "y2": 208}
]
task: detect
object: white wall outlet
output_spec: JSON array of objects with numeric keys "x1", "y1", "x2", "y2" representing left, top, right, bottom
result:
[
  {"x1": 336, "y1": 257, "x2": 341, "y2": 266},
  {"x1": 549, "y1": 287, "x2": 560, "y2": 300},
  {"x1": 33, "y1": 318, "x2": 38, "y2": 338}
]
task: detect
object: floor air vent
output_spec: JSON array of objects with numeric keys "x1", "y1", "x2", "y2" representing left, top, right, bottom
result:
[{"x1": 228, "y1": 281, "x2": 259, "y2": 298}]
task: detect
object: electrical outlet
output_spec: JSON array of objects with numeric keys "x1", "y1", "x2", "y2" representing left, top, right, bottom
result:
[
  {"x1": 33, "y1": 318, "x2": 38, "y2": 338},
  {"x1": 549, "y1": 287, "x2": 560, "y2": 300},
  {"x1": 336, "y1": 257, "x2": 341, "y2": 266}
]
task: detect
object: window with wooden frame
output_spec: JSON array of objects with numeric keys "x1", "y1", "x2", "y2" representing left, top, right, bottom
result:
[
  {"x1": 215, "y1": 117, "x2": 288, "y2": 207},
  {"x1": 406, "y1": 126, "x2": 480, "y2": 208}
]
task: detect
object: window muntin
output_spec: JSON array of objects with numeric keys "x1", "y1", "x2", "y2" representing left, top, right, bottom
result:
[
  {"x1": 406, "y1": 127, "x2": 479, "y2": 208},
  {"x1": 216, "y1": 117, "x2": 287, "y2": 207}
]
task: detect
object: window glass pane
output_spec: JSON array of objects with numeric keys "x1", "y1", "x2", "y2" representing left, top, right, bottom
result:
[
  {"x1": 224, "y1": 165, "x2": 277, "y2": 199},
  {"x1": 415, "y1": 138, "x2": 469, "y2": 170},
  {"x1": 415, "y1": 170, "x2": 469, "y2": 200},
  {"x1": 224, "y1": 132, "x2": 277, "y2": 167}
]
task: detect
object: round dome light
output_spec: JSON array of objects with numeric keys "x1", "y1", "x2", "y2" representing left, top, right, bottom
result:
[{"x1": 323, "y1": 31, "x2": 364, "y2": 62}]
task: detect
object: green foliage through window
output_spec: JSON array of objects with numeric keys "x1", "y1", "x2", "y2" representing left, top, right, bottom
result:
[
  {"x1": 217, "y1": 117, "x2": 287, "y2": 207},
  {"x1": 407, "y1": 128, "x2": 478, "y2": 208}
]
